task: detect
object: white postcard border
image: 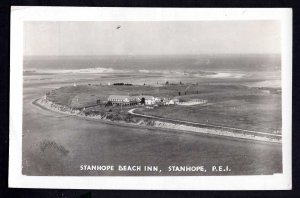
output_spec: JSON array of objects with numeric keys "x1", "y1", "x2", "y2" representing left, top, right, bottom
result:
[{"x1": 9, "y1": 7, "x2": 292, "y2": 190}]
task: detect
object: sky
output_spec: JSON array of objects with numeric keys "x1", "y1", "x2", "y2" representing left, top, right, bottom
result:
[{"x1": 24, "y1": 21, "x2": 281, "y2": 56}]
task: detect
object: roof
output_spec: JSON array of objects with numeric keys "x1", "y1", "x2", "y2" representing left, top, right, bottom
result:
[
  {"x1": 108, "y1": 95, "x2": 155, "y2": 101},
  {"x1": 129, "y1": 96, "x2": 141, "y2": 101},
  {"x1": 140, "y1": 95, "x2": 154, "y2": 100},
  {"x1": 108, "y1": 95, "x2": 130, "y2": 100}
]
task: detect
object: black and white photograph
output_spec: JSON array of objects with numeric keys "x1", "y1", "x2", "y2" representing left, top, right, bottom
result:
[{"x1": 9, "y1": 7, "x2": 292, "y2": 190}]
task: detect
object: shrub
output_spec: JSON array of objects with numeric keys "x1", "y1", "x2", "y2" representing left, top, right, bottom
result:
[{"x1": 39, "y1": 140, "x2": 69, "y2": 156}]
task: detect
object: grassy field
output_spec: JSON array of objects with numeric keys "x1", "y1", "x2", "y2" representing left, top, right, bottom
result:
[
  {"x1": 46, "y1": 84, "x2": 192, "y2": 108},
  {"x1": 46, "y1": 84, "x2": 281, "y2": 133},
  {"x1": 139, "y1": 94, "x2": 281, "y2": 133},
  {"x1": 47, "y1": 84, "x2": 278, "y2": 105}
]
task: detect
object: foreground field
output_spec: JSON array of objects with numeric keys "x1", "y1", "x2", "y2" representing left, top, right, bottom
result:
[
  {"x1": 46, "y1": 83, "x2": 281, "y2": 134},
  {"x1": 138, "y1": 94, "x2": 281, "y2": 133}
]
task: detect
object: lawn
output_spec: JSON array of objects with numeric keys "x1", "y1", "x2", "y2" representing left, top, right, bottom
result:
[
  {"x1": 140, "y1": 94, "x2": 281, "y2": 133},
  {"x1": 46, "y1": 84, "x2": 190, "y2": 108},
  {"x1": 46, "y1": 84, "x2": 281, "y2": 133}
]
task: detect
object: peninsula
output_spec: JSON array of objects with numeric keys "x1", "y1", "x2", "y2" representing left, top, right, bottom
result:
[{"x1": 35, "y1": 82, "x2": 282, "y2": 143}]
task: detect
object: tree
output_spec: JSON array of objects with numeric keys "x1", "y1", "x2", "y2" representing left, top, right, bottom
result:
[
  {"x1": 180, "y1": 81, "x2": 183, "y2": 85},
  {"x1": 165, "y1": 81, "x2": 169, "y2": 85},
  {"x1": 106, "y1": 101, "x2": 112, "y2": 107},
  {"x1": 140, "y1": 97, "x2": 145, "y2": 105},
  {"x1": 178, "y1": 92, "x2": 181, "y2": 96}
]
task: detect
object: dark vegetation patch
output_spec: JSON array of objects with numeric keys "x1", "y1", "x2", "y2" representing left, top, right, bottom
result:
[{"x1": 39, "y1": 140, "x2": 69, "y2": 156}]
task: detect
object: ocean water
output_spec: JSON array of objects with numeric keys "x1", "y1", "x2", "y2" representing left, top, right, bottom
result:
[
  {"x1": 24, "y1": 54, "x2": 280, "y2": 73},
  {"x1": 23, "y1": 54, "x2": 281, "y2": 88}
]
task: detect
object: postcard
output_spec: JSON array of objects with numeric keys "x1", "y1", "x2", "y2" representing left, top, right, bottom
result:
[{"x1": 9, "y1": 7, "x2": 292, "y2": 190}]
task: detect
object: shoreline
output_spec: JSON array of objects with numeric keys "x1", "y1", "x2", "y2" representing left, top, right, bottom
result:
[{"x1": 33, "y1": 97, "x2": 282, "y2": 144}]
